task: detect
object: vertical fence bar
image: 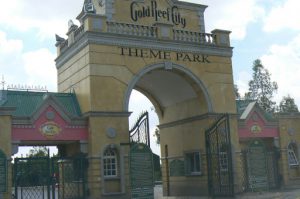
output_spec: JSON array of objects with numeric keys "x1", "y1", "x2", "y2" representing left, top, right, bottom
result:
[
  {"x1": 165, "y1": 145, "x2": 170, "y2": 196},
  {"x1": 14, "y1": 159, "x2": 18, "y2": 199}
]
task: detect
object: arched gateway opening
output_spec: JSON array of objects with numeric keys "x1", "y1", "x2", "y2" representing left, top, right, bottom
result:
[
  {"x1": 127, "y1": 63, "x2": 213, "y2": 197},
  {"x1": 124, "y1": 62, "x2": 213, "y2": 115},
  {"x1": 0, "y1": 0, "x2": 241, "y2": 199}
]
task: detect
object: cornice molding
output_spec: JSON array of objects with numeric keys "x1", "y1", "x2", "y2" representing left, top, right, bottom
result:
[
  {"x1": 83, "y1": 111, "x2": 132, "y2": 118},
  {"x1": 56, "y1": 32, "x2": 233, "y2": 69},
  {"x1": 158, "y1": 112, "x2": 237, "y2": 129},
  {"x1": 0, "y1": 107, "x2": 16, "y2": 116}
]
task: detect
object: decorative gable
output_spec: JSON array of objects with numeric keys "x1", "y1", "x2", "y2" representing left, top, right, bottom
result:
[
  {"x1": 6, "y1": 91, "x2": 88, "y2": 143},
  {"x1": 238, "y1": 101, "x2": 279, "y2": 139}
]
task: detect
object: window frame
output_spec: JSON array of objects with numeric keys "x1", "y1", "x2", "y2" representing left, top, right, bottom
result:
[
  {"x1": 103, "y1": 148, "x2": 118, "y2": 178},
  {"x1": 288, "y1": 143, "x2": 299, "y2": 167},
  {"x1": 185, "y1": 151, "x2": 202, "y2": 176}
]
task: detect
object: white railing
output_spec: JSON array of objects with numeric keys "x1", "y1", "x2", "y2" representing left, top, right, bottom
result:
[
  {"x1": 60, "y1": 40, "x2": 68, "y2": 53},
  {"x1": 74, "y1": 25, "x2": 84, "y2": 40},
  {"x1": 59, "y1": 22, "x2": 218, "y2": 53},
  {"x1": 173, "y1": 29, "x2": 216, "y2": 45},
  {"x1": 107, "y1": 22, "x2": 157, "y2": 38}
]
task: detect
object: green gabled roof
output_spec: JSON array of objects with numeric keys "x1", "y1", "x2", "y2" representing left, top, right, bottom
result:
[
  {"x1": 236, "y1": 99, "x2": 275, "y2": 121},
  {"x1": 0, "y1": 90, "x2": 82, "y2": 117},
  {"x1": 236, "y1": 99, "x2": 255, "y2": 115}
]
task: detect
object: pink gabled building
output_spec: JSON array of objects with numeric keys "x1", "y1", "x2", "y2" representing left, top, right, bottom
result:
[{"x1": 237, "y1": 100, "x2": 300, "y2": 191}]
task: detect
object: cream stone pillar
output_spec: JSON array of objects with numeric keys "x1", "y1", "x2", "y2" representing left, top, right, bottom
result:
[
  {"x1": 87, "y1": 116, "x2": 131, "y2": 198},
  {"x1": 278, "y1": 123, "x2": 290, "y2": 187},
  {"x1": 82, "y1": 14, "x2": 107, "y2": 32},
  {"x1": 154, "y1": 22, "x2": 174, "y2": 40},
  {"x1": 211, "y1": 29, "x2": 231, "y2": 47},
  {"x1": 0, "y1": 107, "x2": 14, "y2": 199},
  {"x1": 229, "y1": 116, "x2": 244, "y2": 193}
]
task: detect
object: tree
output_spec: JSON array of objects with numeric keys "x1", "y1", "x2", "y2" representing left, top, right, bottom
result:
[
  {"x1": 245, "y1": 59, "x2": 278, "y2": 113},
  {"x1": 27, "y1": 146, "x2": 48, "y2": 157},
  {"x1": 234, "y1": 84, "x2": 241, "y2": 99},
  {"x1": 279, "y1": 95, "x2": 299, "y2": 113},
  {"x1": 154, "y1": 128, "x2": 160, "y2": 144}
]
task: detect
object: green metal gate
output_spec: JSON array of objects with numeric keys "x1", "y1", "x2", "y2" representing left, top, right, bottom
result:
[
  {"x1": 241, "y1": 140, "x2": 280, "y2": 192},
  {"x1": 14, "y1": 157, "x2": 52, "y2": 199},
  {"x1": 205, "y1": 114, "x2": 234, "y2": 197},
  {"x1": 129, "y1": 111, "x2": 150, "y2": 146},
  {"x1": 57, "y1": 157, "x2": 87, "y2": 199},
  {"x1": 14, "y1": 156, "x2": 87, "y2": 199},
  {"x1": 129, "y1": 112, "x2": 154, "y2": 199}
]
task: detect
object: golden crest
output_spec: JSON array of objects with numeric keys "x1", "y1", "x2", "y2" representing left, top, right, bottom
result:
[
  {"x1": 250, "y1": 124, "x2": 262, "y2": 134},
  {"x1": 40, "y1": 122, "x2": 61, "y2": 138}
]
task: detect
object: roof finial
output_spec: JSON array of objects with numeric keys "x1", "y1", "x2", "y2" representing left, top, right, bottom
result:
[{"x1": 1, "y1": 75, "x2": 5, "y2": 90}]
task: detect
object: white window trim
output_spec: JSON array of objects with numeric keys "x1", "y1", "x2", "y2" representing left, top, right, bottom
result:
[
  {"x1": 288, "y1": 143, "x2": 299, "y2": 167},
  {"x1": 103, "y1": 148, "x2": 118, "y2": 178}
]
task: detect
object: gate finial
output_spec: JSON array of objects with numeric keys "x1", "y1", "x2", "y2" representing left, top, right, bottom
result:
[{"x1": 1, "y1": 75, "x2": 5, "y2": 90}]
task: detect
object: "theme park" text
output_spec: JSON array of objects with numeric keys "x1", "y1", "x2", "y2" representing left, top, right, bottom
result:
[{"x1": 120, "y1": 47, "x2": 210, "y2": 63}]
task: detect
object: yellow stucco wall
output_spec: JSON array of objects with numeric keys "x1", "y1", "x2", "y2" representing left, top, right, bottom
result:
[
  {"x1": 58, "y1": 44, "x2": 236, "y2": 114},
  {"x1": 55, "y1": 0, "x2": 238, "y2": 197},
  {"x1": 278, "y1": 115, "x2": 300, "y2": 187},
  {"x1": 0, "y1": 115, "x2": 12, "y2": 199}
]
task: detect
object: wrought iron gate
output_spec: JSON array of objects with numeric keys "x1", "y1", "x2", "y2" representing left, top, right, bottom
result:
[
  {"x1": 205, "y1": 114, "x2": 234, "y2": 197},
  {"x1": 241, "y1": 141, "x2": 280, "y2": 192},
  {"x1": 129, "y1": 111, "x2": 150, "y2": 146},
  {"x1": 129, "y1": 112, "x2": 154, "y2": 199},
  {"x1": 14, "y1": 157, "x2": 52, "y2": 199},
  {"x1": 14, "y1": 156, "x2": 87, "y2": 199}
]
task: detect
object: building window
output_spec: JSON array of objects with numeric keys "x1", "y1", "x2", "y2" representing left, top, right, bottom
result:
[
  {"x1": 288, "y1": 143, "x2": 299, "y2": 166},
  {"x1": 103, "y1": 148, "x2": 118, "y2": 177},
  {"x1": 185, "y1": 152, "x2": 201, "y2": 175}
]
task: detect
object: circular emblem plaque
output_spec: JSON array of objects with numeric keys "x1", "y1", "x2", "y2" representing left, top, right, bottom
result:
[
  {"x1": 46, "y1": 111, "x2": 55, "y2": 120},
  {"x1": 250, "y1": 124, "x2": 262, "y2": 134},
  {"x1": 288, "y1": 128, "x2": 295, "y2": 136},
  {"x1": 106, "y1": 127, "x2": 117, "y2": 138},
  {"x1": 40, "y1": 122, "x2": 61, "y2": 138}
]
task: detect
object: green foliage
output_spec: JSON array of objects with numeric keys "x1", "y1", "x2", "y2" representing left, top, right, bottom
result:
[
  {"x1": 15, "y1": 158, "x2": 49, "y2": 187},
  {"x1": 27, "y1": 146, "x2": 48, "y2": 157},
  {"x1": 154, "y1": 128, "x2": 160, "y2": 144},
  {"x1": 234, "y1": 84, "x2": 241, "y2": 99},
  {"x1": 152, "y1": 153, "x2": 162, "y2": 181},
  {"x1": 279, "y1": 95, "x2": 299, "y2": 113},
  {"x1": 245, "y1": 59, "x2": 278, "y2": 113}
]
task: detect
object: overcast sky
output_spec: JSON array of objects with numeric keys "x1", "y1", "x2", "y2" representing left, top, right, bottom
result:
[{"x1": 1, "y1": 0, "x2": 300, "y2": 155}]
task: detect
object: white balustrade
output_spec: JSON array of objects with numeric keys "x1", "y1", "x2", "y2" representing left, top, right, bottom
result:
[
  {"x1": 59, "y1": 22, "x2": 218, "y2": 52},
  {"x1": 107, "y1": 22, "x2": 157, "y2": 38},
  {"x1": 173, "y1": 29, "x2": 216, "y2": 45}
]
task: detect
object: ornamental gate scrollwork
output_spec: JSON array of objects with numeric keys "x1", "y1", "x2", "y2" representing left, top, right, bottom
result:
[
  {"x1": 205, "y1": 114, "x2": 234, "y2": 197},
  {"x1": 129, "y1": 111, "x2": 150, "y2": 146}
]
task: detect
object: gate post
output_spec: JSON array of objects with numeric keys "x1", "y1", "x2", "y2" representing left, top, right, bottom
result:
[{"x1": 0, "y1": 107, "x2": 14, "y2": 199}]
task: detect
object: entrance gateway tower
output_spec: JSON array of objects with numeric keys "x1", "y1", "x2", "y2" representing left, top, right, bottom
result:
[{"x1": 0, "y1": 0, "x2": 243, "y2": 198}]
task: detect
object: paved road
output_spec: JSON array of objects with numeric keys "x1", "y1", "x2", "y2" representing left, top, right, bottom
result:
[
  {"x1": 237, "y1": 190, "x2": 300, "y2": 199},
  {"x1": 155, "y1": 186, "x2": 300, "y2": 199},
  {"x1": 13, "y1": 185, "x2": 300, "y2": 199}
]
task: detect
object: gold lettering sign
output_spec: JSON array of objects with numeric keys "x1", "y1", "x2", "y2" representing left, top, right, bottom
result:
[
  {"x1": 130, "y1": 1, "x2": 187, "y2": 28},
  {"x1": 40, "y1": 122, "x2": 61, "y2": 138},
  {"x1": 120, "y1": 47, "x2": 210, "y2": 63}
]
